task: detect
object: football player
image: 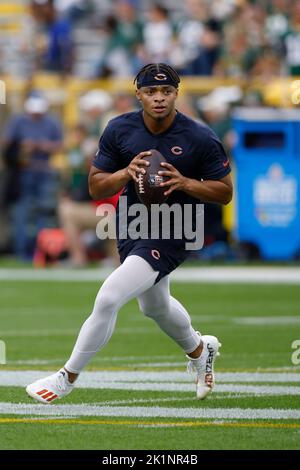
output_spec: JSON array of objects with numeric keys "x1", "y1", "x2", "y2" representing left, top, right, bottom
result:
[{"x1": 26, "y1": 63, "x2": 232, "y2": 403}]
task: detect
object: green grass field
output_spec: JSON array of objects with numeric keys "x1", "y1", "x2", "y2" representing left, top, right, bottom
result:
[{"x1": 0, "y1": 279, "x2": 300, "y2": 450}]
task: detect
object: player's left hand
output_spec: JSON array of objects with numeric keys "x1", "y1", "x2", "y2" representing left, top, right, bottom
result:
[{"x1": 158, "y1": 162, "x2": 188, "y2": 196}]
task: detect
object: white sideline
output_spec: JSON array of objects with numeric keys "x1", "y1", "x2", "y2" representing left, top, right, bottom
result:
[
  {"x1": 1, "y1": 267, "x2": 300, "y2": 283},
  {"x1": 0, "y1": 402, "x2": 299, "y2": 420}
]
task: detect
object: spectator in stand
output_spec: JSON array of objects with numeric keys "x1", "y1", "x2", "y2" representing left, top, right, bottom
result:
[
  {"x1": 215, "y1": 4, "x2": 267, "y2": 78},
  {"x1": 175, "y1": 95, "x2": 199, "y2": 121},
  {"x1": 214, "y1": 26, "x2": 249, "y2": 77},
  {"x1": 54, "y1": 0, "x2": 94, "y2": 24},
  {"x1": 183, "y1": 18, "x2": 222, "y2": 76},
  {"x1": 249, "y1": 47, "x2": 281, "y2": 79},
  {"x1": 94, "y1": 0, "x2": 143, "y2": 78},
  {"x1": 170, "y1": 0, "x2": 207, "y2": 72},
  {"x1": 138, "y1": 4, "x2": 175, "y2": 65},
  {"x1": 59, "y1": 89, "x2": 135, "y2": 267},
  {"x1": 2, "y1": 91, "x2": 63, "y2": 260},
  {"x1": 101, "y1": 91, "x2": 136, "y2": 129},
  {"x1": 78, "y1": 89, "x2": 113, "y2": 137},
  {"x1": 281, "y1": 0, "x2": 300, "y2": 75},
  {"x1": 197, "y1": 87, "x2": 240, "y2": 151},
  {"x1": 209, "y1": 0, "x2": 236, "y2": 22},
  {"x1": 28, "y1": 0, "x2": 74, "y2": 75},
  {"x1": 196, "y1": 87, "x2": 238, "y2": 256},
  {"x1": 265, "y1": 0, "x2": 290, "y2": 51},
  {"x1": 58, "y1": 124, "x2": 119, "y2": 267}
]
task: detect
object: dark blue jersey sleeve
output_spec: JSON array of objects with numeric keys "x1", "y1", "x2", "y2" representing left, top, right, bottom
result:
[
  {"x1": 92, "y1": 121, "x2": 121, "y2": 173},
  {"x1": 198, "y1": 128, "x2": 231, "y2": 181}
]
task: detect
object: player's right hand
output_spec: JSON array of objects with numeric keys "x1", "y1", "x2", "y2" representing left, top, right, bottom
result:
[{"x1": 126, "y1": 151, "x2": 151, "y2": 183}]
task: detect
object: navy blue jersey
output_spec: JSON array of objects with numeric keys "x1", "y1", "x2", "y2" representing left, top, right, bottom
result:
[{"x1": 92, "y1": 110, "x2": 231, "y2": 272}]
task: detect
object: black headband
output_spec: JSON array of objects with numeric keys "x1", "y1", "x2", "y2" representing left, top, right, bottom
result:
[{"x1": 136, "y1": 71, "x2": 179, "y2": 89}]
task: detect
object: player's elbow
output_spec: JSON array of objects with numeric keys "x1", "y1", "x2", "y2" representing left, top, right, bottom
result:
[
  {"x1": 222, "y1": 187, "x2": 233, "y2": 205},
  {"x1": 89, "y1": 185, "x2": 98, "y2": 200},
  {"x1": 88, "y1": 168, "x2": 109, "y2": 200},
  {"x1": 218, "y1": 174, "x2": 233, "y2": 205},
  {"x1": 88, "y1": 176, "x2": 101, "y2": 200}
]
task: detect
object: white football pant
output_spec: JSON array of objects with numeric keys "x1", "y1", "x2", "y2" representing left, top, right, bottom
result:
[{"x1": 64, "y1": 255, "x2": 201, "y2": 373}]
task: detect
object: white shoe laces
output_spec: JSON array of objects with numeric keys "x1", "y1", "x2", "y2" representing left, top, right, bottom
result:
[
  {"x1": 186, "y1": 359, "x2": 198, "y2": 375},
  {"x1": 186, "y1": 335, "x2": 220, "y2": 377},
  {"x1": 186, "y1": 355, "x2": 206, "y2": 375},
  {"x1": 55, "y1": 371, "x2": 70, "y2": 392}
]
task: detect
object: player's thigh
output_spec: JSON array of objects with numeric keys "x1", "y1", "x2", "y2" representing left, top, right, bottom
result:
[
  {"x1": 97, "y1": 255, "x2": 159, "y2": 309},
  {"x1": 137, "y1": 275, "x2": 170, "y2": 314}
]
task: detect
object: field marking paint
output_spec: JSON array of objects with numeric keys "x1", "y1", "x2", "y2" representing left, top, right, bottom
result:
[
  {"x1": 2, "y1": 316, "x2": 300, "y2": 339},
  {"x1": 7, "y1": 359, "x2": 67, "y2": 366},
  {"x1": 18, "y1": 383, "x2": 300, "y2": 394},
  {"x1": 1, "y1": 267, "x2": 300, "y2": 284},
  {"x1": 2, "y1": 330, "x2": 78, "y2": 337},
  {"x1": 1, "y1": 371, "x2": 300, "y2": 395},
  {"x1": 0, "y1": 402, "x2": 299, "y2": 420},
  {"x1": 234, "y1": 316, "x2": 300, "y2": 326},
  {"x1": 3, "y1": 361, "x2": 187, "y2": 370},
  {"x1": 3, "y1": 363, "x2": 300, "y2": 373},
  {"x1": 0, "y1": 341, "x2": 5, "y2": 365},
  {"x1": 1, "y1": 327, "x2": 150, "y2": 337},
  {"x1": 1, "y1": 370, "x2": 300, "y2": 384},
  {"x1": 5, "y1": 354, "x2": 182, "y2": 365},
  {"x1": 89, "y1": 397, "x2": 194, "y2": 406},
  {"x1": 0, "y1": 417, "x2": 299, "y2": 430},
  {"x1": 0, "y1": 80, "x2": 5, "y2": 104}
]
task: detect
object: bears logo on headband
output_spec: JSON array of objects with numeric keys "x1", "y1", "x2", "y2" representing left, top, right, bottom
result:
[
  {"x1": 134, "y1": 64, "x2": 180, "y2": 89},
  {"x1": 136, "y1": 70, "x2": 179, "y2": 89},
  {"x1": 154, "y1": 74, "x2": 167, "y2": 81}
]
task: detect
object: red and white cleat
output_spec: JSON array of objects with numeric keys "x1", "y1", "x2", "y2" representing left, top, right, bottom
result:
[{"x1": 26, "y1": 369, "x2": 74, "y2": 404}]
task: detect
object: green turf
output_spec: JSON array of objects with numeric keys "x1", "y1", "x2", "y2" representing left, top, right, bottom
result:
[
  {"x1": 0, "y1": 280, "x2": 300, "y2": 449},
  {"x1": 1, "y1": 386, "x2": 300, "y2": 410},
  {"x1": 1, "y1": 421, "x2": 299, "y2": 450},
  {"x1": 1, "y1": 282, "x2": 299, "y2": 370}
]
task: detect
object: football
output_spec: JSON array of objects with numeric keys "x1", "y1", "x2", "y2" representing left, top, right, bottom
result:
[{"x1": 134, "y1": 149, "x2": 170, "y2": 208}]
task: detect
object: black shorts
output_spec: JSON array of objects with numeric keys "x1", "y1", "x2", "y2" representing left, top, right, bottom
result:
[{"x1": 118, "y1": 239, "x2": 189, "y2": 283}]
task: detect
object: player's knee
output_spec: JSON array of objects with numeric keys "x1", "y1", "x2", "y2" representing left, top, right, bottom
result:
[
  {"x1": 94, "y1": 290, "x2": 121, "y2": 314},
  {"x1": 139, "y1": 299, "x2": 170, "y2": 319}
]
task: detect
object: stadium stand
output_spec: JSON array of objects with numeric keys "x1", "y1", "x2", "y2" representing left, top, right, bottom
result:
[{"x1": 0, "y1": 0, "x2": 299, "y2": 264}]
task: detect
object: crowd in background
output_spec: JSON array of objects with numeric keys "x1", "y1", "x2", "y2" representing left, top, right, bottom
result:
[
  {"x1": 1, "y1": 0, "x2": 299, "y2": 79},
  {"x1": 1, "y1": 82, "x2": 237, "y2": 265},
  {"x1": 0, "y1": 0, "x2": 299, "y2": 266},
  {"x1": 0, "y1": 89, "x2": 134, "y2": 266}
]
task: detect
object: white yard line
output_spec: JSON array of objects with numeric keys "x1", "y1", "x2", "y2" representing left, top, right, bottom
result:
[
  {"x1": 1, "y1": 370, "x2": 300, "y2": 384},
  {"x1": 15, "y1": 382, "x2": 299, "y2": 394},
  {"x1": 234, "y1": 316, "x2": 300, "y2": 325},
  {"x1": 6, "y1": 355, "x2": 180, "y2": 363},
  {"x1": 2, "y1": 316, "x2": 300, "y2": 340},
  {"x1": 1, "y1": 267, "x2": 300, "y2": 283},
  {"x1": 1, "y1": 327, "x2": 151, "y2": 337},
  {"x1": 5, "y1": 360, "x2": 187, "y2": 368},
  {"x1": 0, "y1": 402, "x2": 299, "y2": 420},
  {"x1": 0, "y1": 371, "x2": 299, "y2": 395}
]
